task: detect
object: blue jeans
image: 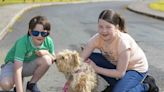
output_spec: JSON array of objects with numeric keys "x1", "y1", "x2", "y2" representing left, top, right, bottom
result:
[{"x1": 89, "y1": 53, "x2": 149, "y2": 92}]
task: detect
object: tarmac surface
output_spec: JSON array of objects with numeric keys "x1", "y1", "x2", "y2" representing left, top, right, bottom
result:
[
  {"x1": 0, "y1": 0, "x2": 164, "y2": 91},
  {"x1": 0, "y1": 0, "x2": 164, "y2": 40}
]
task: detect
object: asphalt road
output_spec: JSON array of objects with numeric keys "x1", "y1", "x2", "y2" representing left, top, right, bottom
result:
[{"x1": 0, "y1": 1, "x2": 164, "y2": 92}]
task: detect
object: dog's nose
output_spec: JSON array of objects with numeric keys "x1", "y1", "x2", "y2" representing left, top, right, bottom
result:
[{"x1": 54, "y1": 59, "x2": 57, "y2": 63}]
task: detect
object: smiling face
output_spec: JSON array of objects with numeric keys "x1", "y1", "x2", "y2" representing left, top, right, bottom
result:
[
  {"x1": 98, "y1": 19, "x2": 118, "y2": 41},
  {"x1": 29, "y1": 24, "x2": 48, "y2": 46}
]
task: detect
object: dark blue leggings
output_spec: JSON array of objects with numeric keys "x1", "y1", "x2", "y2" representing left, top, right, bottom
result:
[{"x1": 89, "y1": 53, "x2": 149, "y2": 92}]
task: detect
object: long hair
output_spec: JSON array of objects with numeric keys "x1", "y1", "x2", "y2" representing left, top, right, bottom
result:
[{"x1": 98, "y1": 9, "x2": 127, "y2": 33}]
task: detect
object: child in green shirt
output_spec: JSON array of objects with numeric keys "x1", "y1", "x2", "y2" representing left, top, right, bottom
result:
[{"x1": 0, "y1": 16, "x2": 55, "y2": 92}]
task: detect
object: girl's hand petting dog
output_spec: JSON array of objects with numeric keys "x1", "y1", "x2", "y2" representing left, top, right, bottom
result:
[{"x1": 86, "y1": 59, "x2": 98, "y2": 72}]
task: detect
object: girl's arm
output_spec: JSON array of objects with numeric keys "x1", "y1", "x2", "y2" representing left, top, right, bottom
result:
[
  {"x1": 14, "y1": 61, "x2": 23, "y2": 92},
  {"x1": 80, "y1": 42, "x2": 95, "y2": 62},
  {"x1": 80, "y1": 34, "x2": 99, "y2": 61},
  {"x1": 91, "y1": 49, "x2": 130, "y2": 79}
]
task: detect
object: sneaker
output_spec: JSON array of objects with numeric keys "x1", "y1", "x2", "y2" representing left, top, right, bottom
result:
[
  {"x1": 13, "y1": 87, "x2": 16, "y2": 92},
  {"x1": 143, "y1": 75, "x2": 159, "y2": 92},
  {"x1": 102, "y1": 86, "x2": 112, "y2": 92},
  {"x1": 26, "y1": 81, "x2": 41, "y2": 92}
]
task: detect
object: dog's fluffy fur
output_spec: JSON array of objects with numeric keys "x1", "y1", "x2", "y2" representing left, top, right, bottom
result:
[{"x1": 55, "y1": 49, "x2": 97, "y2": 92}]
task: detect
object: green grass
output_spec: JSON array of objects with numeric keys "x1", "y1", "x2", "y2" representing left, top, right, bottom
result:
[
  {"x1": 0, "y1": 0, "x2": 80, "y2": 5},
  {"x1": 149, "y1": 0, "x2": 164, "y2": 11}
]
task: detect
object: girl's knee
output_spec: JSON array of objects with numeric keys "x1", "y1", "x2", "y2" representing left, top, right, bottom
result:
[
  {"x1": 89, "y1": 53, "x2": 101, "y2": 63},
  {"x1": 0, "y1": 78, "x2": 14, "y2": 91}
]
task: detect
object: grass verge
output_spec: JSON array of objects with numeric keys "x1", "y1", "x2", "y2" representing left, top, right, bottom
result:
[
  {"x1": 0, "y1": 0, "x2": 80, "y2": 5},
  {"x1": 149, "y1": 0, "x2": 164, "y2": 11}
]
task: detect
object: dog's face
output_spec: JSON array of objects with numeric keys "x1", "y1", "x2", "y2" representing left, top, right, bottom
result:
[{"x1": 55, "y1": 49, "x2": 81, "y2": 73}]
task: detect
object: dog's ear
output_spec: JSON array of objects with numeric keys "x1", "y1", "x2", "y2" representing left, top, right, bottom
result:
[{"x1": 72, "y1": 51, "x2": 80, "y2": 67}]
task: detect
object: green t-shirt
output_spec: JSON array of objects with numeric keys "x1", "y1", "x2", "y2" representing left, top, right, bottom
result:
[{"x1": 5, "y1": 35, "x2": 55, "y2": 64}]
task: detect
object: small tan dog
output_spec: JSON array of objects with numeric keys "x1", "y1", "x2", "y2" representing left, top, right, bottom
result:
[{"x1": 55, "y1": 49, "x2": 97, "y2": 92}]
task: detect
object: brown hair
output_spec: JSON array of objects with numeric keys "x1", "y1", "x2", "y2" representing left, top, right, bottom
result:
[
  {"x1": 98, "y1": 9, "x2": 127, "y2": 33},
  {"x1": 28, "y1": 16, "x2": 51, "y2": 35}
]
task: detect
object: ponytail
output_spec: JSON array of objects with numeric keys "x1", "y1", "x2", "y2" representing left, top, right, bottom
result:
[{"x1": 118, "y1": 15, "x2": 127, "y2": 33}]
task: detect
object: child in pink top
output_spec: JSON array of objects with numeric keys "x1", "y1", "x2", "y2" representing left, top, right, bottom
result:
[{"x1": 81, "y1": 9, "x2": 159, "y2": 92}]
